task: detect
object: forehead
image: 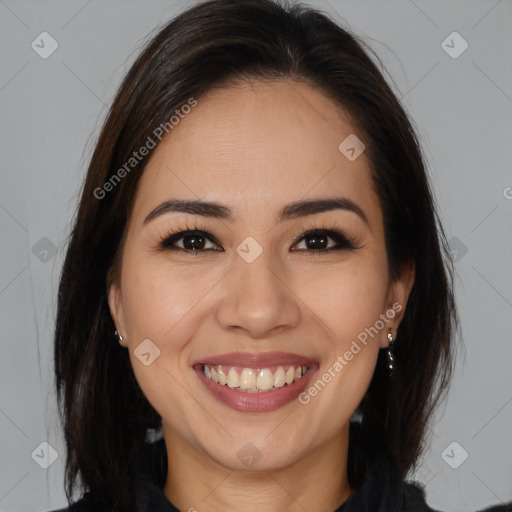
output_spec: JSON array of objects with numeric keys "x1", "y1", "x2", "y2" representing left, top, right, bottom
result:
[{"x1": 132, "y1": 80, "x2": 377, "y2": 224}]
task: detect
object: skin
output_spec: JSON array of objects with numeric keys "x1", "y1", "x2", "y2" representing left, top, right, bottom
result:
[{"x1": 108, "y1": 79, "x2": 414, "y2": 512}]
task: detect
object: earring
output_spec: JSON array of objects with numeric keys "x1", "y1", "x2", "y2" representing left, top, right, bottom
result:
[
  {"x1": 114, "y1": 329, "x2": 124, "y2": 342},
  {"x1": 387, "y1": 332, "x2": 395, "y2": 372}
]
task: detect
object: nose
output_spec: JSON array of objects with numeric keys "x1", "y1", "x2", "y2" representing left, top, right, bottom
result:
[{"x1": 215, "y1": 250, "x2": 301, "y2": 339}]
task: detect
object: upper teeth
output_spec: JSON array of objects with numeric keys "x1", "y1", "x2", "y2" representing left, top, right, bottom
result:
[{"x1": 203, "y1": 364, "x2": 309, "y2": 392}]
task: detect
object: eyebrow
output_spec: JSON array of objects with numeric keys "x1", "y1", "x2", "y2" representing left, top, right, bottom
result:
[{"x1": 143, "y1": 197, "x2": 369, "y2": 226}]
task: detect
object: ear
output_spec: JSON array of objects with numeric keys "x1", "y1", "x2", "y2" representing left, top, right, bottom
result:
[
  {"x1": 381, "y1": 260, "x2": 415, "y2": 348},
  {"x1": 107, "y1": 267, "x2": 128, "y2": 347}
]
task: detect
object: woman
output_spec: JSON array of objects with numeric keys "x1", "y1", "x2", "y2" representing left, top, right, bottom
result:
[{"x1": 49, "y1": 0, "x2": 510, "y2": 511}]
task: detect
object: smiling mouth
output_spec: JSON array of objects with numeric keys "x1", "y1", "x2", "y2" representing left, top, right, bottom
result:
[
  {"x1": 202, "y1": 364, "x2": 309, "y2": 392},
  {"x1": 192, "y1": 351, "x2": 318, "y2": 412}
]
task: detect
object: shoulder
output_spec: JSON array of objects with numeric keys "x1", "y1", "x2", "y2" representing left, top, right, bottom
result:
[
  {"x1": 401, "y1": 480, "x2": 441, "y2": 511},
  {"x1": 402, "y1": 481, "x2": 512, "y2": 512},
  {"x1": 476, "y1": 504, "x2": 512, "y2": 512},
  {"x1": 43, "y1": 492, "x2": 103, "y2": 512}
]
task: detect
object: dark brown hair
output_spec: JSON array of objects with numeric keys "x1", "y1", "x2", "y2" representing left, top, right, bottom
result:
[{"x1": 54, "y1": 0, "x2": 457, "y2": 509}]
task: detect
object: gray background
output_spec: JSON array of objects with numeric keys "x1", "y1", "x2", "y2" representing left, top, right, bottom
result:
[{"x1": 1, "y1": 1, "x2": 511, "y2": 511}]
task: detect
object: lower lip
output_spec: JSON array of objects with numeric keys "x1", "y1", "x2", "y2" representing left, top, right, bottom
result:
[{"x1": 194, "y1": 365, "x2": 318, "y2": 413}]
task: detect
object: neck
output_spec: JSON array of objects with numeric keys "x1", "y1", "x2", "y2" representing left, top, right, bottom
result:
[{"x1": 162, "y1": 425, "x2": 352, "y2": 512}]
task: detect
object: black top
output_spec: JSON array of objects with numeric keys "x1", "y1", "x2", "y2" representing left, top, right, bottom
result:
[{"x1": 48, "y1": 440, "x2": 512, "y2": 512}]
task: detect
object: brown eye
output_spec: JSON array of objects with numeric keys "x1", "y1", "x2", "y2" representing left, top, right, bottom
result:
[
  {"x1": 292, "y1": 230, "x2": 357, "y2": 252},
  {"x1": 182, "y1": 232, "x2": 207, "y2": 250},
  {"x1": 160, "y1": 230, "x2": 222, "y2": 252},
  {"x1": 299, "y1": 231, "x2": 330, "y2": 250}
]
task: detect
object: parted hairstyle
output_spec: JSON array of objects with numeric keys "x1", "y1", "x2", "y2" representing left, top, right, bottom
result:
[{"x1": 54, "y1": 0, "x2": 458, "y2": 509}]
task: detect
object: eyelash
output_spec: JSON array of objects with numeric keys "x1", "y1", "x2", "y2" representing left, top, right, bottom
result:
[{"x1": 157, "y1": 221, "x2": 360, "y2": 255}]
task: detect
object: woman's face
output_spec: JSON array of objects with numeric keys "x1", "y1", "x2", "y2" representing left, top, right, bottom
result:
[{"x1": 109, "y1": 79, "x2": 413, "y2": 473}]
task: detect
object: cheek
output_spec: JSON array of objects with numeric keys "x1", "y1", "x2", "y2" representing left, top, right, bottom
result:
[
  {"x1": 293, "y1": 263, "x2": 388, "y2": 431},
  {"x1": 120, "y1": 257, "x2": 202, "y2": 424},
  {"x1": 294, "y1": 258, "x2": 390, "y2": 344},
  {"x1": 120, "y1": 255, "x2": 219, "y2": 342}
]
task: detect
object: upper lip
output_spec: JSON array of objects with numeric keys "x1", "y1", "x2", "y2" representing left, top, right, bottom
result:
[{"x1": 193, "y1": 351, "x2": 318, "y2": 368}]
